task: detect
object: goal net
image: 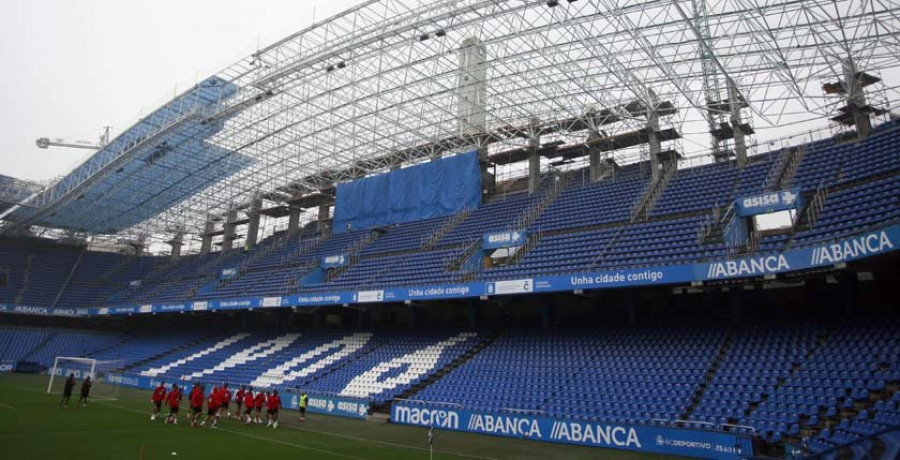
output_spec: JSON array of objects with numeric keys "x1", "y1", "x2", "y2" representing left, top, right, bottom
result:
[{"x1": 47, "y1": 356, "x2": 123, "y2": 402}]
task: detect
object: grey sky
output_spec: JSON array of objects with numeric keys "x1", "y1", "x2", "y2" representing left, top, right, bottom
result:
[{"x1": 0, "y1": 0, "x2": 361, "y2": 182}]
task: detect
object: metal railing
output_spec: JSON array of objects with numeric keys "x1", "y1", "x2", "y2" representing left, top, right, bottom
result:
[{"x1": 805, "y1": 180, "x2": 829, "y2": 230}]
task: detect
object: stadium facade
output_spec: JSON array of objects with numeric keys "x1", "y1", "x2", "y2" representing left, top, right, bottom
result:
[{"x1": 1, "y1": 0, "x2": 900, "y2": 458}]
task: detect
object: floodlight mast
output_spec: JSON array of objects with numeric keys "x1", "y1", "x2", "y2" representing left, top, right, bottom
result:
[{"x1": 35, "y1": 126, "x2": 110, "y2": 151}]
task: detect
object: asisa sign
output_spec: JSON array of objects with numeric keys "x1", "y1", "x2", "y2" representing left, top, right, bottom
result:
[
  {"x1": 483, "y1": 231, "x2": 527, "y2": 249},
  {"x1": 321, "y1": 255, "x2": 348, "y2": 269},
  {"x1": 735, "y1": 189, "x2": 804, "y2": 217},
  {"x1": 391, "y1": 402, "x2": 752, "y2": 459}
]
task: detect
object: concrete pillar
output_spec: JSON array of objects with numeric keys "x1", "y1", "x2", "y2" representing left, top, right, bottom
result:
[
  {"x1": 200, "y1": 219, "x2": 215, "y2": 255},
  {"x1": 410, "y1": 304, "x2": 419, "y2": 331},
  {"x1": 541, "y1": 297, "x2": 555, "y2": 329},
  {"x1": 728, "y1": 80, "x2": 748, "y2": 166},
  {"x1": 527, "y1": 118, "x2": 542, "y2": 194},
  {"x1": 730, "y1": 289, "x2": 743, "y2": 325},
  {"x1": 458, "y1": 37, "x2": 487, "y2": 136},
  {"x1": 646, "y1": 89, "x2": 662, "y2": 182},
  {"x1": 467, "y1": 299, "x2": 480, "y2": 329},
  {"x1": 840, "y1": 272, "x2": 858, "y2": 318},
  {"x1": 528, "y1": 151, "x2": 541, "y2": 195},
  {"x1": 317, "y1": 205, "x2": 331, "y2": 236},
  {"x1": 287, "y1": 207, "x2": 301, "y2": 235},
  {"x1": 168, "y1": 232, "x2": 184, "y2": 260},
  {"x1": 458, "y1": 37, "x2": 491, "y2": 195},
  {"x1": 312, "y1": 309, "x2": 321, "y2": 331},
  {"x1": 245, "y1": 196, "x2": 262, "y2": 249},
  {"x1": 222, "y1": 208, "x2": 238, "y2": 253},
  {"x1": 626, "y1": 291, "x2": 637, "y2": 326},
  {"x1": 842, "y1": 58, "x2": 872, "y2": 139}
]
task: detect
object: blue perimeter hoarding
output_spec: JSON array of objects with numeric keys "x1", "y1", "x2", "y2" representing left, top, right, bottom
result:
[
  {"x1": 391, "y1": 402, "x2": 752, "y2": 459},
  {"x1": 284, "y1": 393, "x2": 369, "y2": 420},
  {"x1": 1, "y1": 224, "x2": 897, "y2": 318},
  {"x1": 103, "y1": 373, "x2": 370, "y2": 420}
]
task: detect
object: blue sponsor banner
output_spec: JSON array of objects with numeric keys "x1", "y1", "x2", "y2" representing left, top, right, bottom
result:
[
  {"x1": 0, "y1": 360, "x2": 14, "y2": 373},
  {"x1": 284, "y1": 393, "x2": 369, "y2": 420},
  {"x1": 483, "y1": 230, "x2": 527, "y2": 249},
  {"x1": 391, "y1": 403, "x2": 752, "y2": 459},
  {"x1": 104, "y1": 373, "x2": 160, "y2": 390},
  {"x1": 735, "y1": 189, "x2": 804, "y2": 217},
  {"x1": 3, "y1": 225, "x2": 898, "y2": 318},
  {"x1": 321, "y1": 254, "x2": 348, "y2": 269}
]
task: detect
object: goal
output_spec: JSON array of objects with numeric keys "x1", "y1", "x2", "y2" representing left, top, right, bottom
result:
[{"x1": 46, "y1": 356, "x2": 123, "y2": 401}]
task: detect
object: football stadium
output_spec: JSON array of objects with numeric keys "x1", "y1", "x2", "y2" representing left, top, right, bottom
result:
[{"x1": 1, "y1": 0, "x2": 899, "y2": 458}]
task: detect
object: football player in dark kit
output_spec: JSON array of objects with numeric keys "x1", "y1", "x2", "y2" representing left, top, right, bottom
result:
[
  {"x1": 59, "y1": 373, "x2": 76, "y2": 408},
  {"x1": 78, "y1": 376, "x2": 92, "y2": 407}
]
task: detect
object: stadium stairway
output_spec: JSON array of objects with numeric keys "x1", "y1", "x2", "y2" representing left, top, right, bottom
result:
[
  {"x1": 13, "y1": 254, "x2": 33, "y2": 305},
  {"x1": 324, "y1": 231, "x2": 380, "y2": 283},
  {"x1": 20, "y1": 330, "x2": 57, "y2": 364},
  {"x1": 50, "y1": 246, "x2": 87, "y2": 308},
  {"x1": 765, "y1": 145, "x2": 806, "y2": 191},
  {"x1": 681, "y1": 332, "x2": 734, "y2": 421},
  {"x1": 631, "y1": 159, "x2": 677, "y2": 222},
  {"x1": 381, "y1": 331, "x2": 502, "y2": 414}
]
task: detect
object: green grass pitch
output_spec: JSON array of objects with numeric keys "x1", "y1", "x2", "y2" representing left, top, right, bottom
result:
[{"x1": 0, "y1": 373, "x2": 676, "y2": 459}]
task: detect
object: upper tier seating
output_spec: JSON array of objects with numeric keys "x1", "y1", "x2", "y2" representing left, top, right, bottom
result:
[{"x1": 0, "y1": 121, "x2": 898, "y2": 308}]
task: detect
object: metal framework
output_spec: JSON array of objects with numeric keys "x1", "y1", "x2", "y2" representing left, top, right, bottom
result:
[{"x1": 2, "y1": 0, "x2": 899, "y2": 251}]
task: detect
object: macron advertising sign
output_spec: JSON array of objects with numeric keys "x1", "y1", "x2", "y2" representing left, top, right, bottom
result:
[{"x1": 391, "y1": 402, "x2": 752, "y2": 459}]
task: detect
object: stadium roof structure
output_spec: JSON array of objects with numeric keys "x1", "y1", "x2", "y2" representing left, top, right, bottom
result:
[{"x1": 1, "y1": 0, "x2": 899, "y2": 244}]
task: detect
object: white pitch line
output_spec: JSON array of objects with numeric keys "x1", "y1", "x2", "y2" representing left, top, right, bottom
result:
[
  {"x1": 218, "y1": 427, "x2": 366, "y2": 460},
  {"x1": 95, "y1": 400, "x2": 363, "y2": 460},
  {"x1": 0, "y1": 428, "x2": 170, "y2": 438},
  {"x1": 91, "y1": 394, "x2": 496, "y2": 460},
  {"x1": 293, "y1": 425, "x2": 499, "y2": 460},
  {"x1": 0, "y1": 403, "x2": 15, "y2": 411}
]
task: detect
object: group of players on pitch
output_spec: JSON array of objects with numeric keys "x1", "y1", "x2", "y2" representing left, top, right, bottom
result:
[{"x1": 150, "y1": 381, "x2": 308, "y2": 429}]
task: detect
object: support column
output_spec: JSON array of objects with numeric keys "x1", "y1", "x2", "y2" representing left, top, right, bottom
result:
[
  {"x1": 541, "y1": 296, "x2": 555, "y2": 329},
  {"x1": 728, "y1": 80, "x2": 748, "y2": 166},
  {"x1": 409, "y1": 304, "x2": 419, "y2": 331},
  {"x1": 527, "y1": 118, "x2": 541, "y2": 194},
  {"x1": 730, "y1": 289, "x2": 743, "y2": 325},
  {"x1": 646, "y1": 89, "x2": 662, "y2": 182},
  {"x1": 626, "y1": 291, "x2": 637, "y2": 326},
  {"x1": 245, "y1": 195, "x2": 262, "y2": 250},
  {"x1": 458, "y1": 37, "x2": 491, "y2": 194},
  {"x1": 467, "y1": 298, "x2": 480, "y2": 329},
  {"x1": 589, "y1": 149, "x2": 603, "y2": 182},
  {"x1": 200, "y1": 218, "x2": 215, "y2": 255},
  {"x1": 167, "y1": 232, "x2": 184, "y2": 261},
  {"x1": 222, "y1": 208, "x2": 238, "y2": 253},
  {"x1": 287, "y1": 207, "x2": 301, "y2": 235},
  {"x1": 839, "y1": 272, "x2": 858, "y2": 318},
  {"x1": 842, "y1": 58, "x2": 873, "y2": 139},
  {"x1": 317, "y1": 205, "x2": 331, "y2": 236}
]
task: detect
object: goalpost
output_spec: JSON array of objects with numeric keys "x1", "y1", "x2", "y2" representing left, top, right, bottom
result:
[{"x1": 46, "y1": 356, "x2": 123, "y2": 401}]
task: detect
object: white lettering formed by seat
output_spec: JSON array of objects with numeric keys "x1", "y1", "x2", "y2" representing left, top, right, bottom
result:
[
  {"x1": 339, "y1": 332, "x2": 476, "y2": 399},
  {"x1": 250, "y1": 333, "x2": 373, "y2": 388},
  {"x1": 183, "y1": 333, "x2": 301, "y2": 380},
  {"x1": 140, "y1": 333, "x2": 249, "y2": 377}
]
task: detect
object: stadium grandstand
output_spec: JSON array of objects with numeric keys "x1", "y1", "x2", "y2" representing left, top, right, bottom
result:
[{"x1": 1, "y1": 0, "x2": 900, "y2": 458}]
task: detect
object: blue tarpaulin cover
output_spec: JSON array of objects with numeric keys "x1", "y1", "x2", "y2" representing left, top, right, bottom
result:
[{"x1": 333, "y1": 152, "x2": 481, "y2": 233}]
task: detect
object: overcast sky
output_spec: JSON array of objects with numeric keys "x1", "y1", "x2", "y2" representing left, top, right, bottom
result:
[{"x1": 0, "y1": 0, "x2": 362, "y2": 182}]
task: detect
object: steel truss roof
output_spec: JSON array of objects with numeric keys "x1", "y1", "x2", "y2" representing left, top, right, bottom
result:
[{"x1": 3, "y1": 0, "x2": 899, "y2": 244}]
